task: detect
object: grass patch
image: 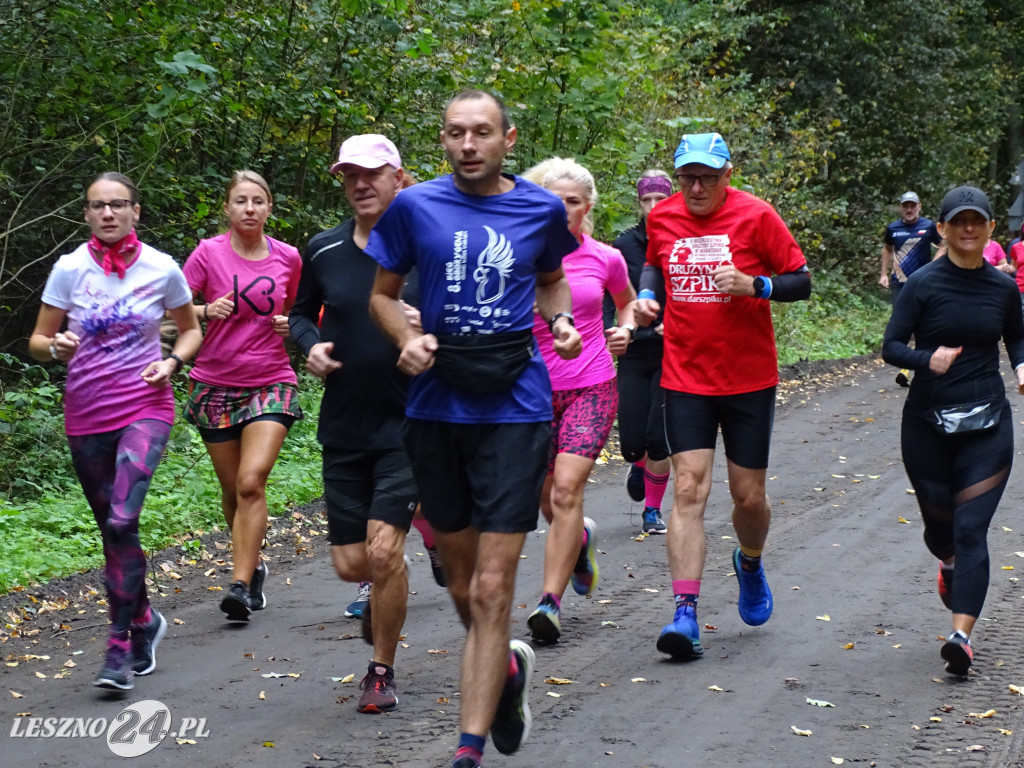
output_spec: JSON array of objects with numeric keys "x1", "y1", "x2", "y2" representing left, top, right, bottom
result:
[{"x1": 0, "y1": 371, "x2": 323, "y2": 594}]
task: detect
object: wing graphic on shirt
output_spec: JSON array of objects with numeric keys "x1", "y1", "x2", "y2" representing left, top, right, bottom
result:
[{"x1": 473, "y1": 225, "x2": 514, "y2": 304}]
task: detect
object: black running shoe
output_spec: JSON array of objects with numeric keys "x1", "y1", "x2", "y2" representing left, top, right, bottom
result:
[
  {"x1": 625, "y1": 463, "x2": 645, "y2": 502},
  {"x1": 249, "y1": 562, "x2": 268, "y2": 611},
  {"x1": 94, "y1": 645, "x2": 134, "y2": 691},
  {"x1": 491, "y1": 640, "x2": 535, "y2": 754},
  {"x1": 941, "y1": 632, "x2": 973, "y2": 676},
  {"x1": 220, "y1": 580, "x2": 252, "y2": 622},
  {"x1": 427, "y1": 545, "x2": 447, "y2": 587},
  {"x1": 131, "y1": 611, "x2": 167, "y2": 676}
]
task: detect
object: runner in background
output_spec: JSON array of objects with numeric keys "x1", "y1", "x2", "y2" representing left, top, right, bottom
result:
[
  {"x1": 521, "y1": 157, "x2": 636, "y2": 645},
  {"x1": 883, "y1": 185, "x2": 1024, "y2": 676},
  {"x1": 183, "y1": 171, "x2": 303, "y2": 625},
  {"x1": 29, "y1": 172, "x2": 202, "y2": 690},
  {"x1": 604, "y1": 170, "x2": 673, "y2": 535}
]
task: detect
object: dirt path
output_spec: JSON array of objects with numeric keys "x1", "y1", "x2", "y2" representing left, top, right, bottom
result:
[{"x1": 4, "y1": 357, "x2": 1024, "y2": 767}]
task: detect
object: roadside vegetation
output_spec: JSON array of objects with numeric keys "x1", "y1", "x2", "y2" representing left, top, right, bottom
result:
[{"x1": 1, "y1": 0, "x2": 1016, "y2": 592}]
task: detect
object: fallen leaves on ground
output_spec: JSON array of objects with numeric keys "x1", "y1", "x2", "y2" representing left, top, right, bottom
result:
[
  {"x1": 545, "y1": 677, "x2": 574, "y2": 685},
  {"x1": 806, "y1": 698, "x2": 834, "y2": 707},
  {"x1": 790, "y1": 726, "x2": 812, "y2": 736},
  {"x1": 967, "y1": 709, "x2": 996, "y2": 718}
]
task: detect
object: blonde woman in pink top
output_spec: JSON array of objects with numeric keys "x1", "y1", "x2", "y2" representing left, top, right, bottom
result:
[
  {"x1": 183, "y1": 170, "x2": 302, "y2": 623},
  {"x1": 523, "y1": 158, "x2": 637, "y2": 644}
]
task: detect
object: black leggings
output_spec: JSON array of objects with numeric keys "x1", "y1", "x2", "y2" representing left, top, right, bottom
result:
[
  {"x1": 616, "y1": 346, "x2": 669, "y2": 463},
  {"x1": 901, "y1": 404, "x2": 1013, "y2": 617}
]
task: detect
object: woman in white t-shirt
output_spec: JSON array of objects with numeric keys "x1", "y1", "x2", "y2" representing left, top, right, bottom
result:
[
  {"x1": 182, "y1": 170, "x2": 302, "y2": 624},
  {"x1": 29, "y1": 172, "x2": 202, "y2": 691}
]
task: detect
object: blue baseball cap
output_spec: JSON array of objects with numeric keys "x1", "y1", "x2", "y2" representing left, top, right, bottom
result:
[{"x1": 674, "y1": 132, "x2": 731, "y2": 170}]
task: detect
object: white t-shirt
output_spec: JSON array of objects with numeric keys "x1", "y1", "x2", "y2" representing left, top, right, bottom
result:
[{"x1": 41, "y1": 242, "x2": 192, "y2": 435}]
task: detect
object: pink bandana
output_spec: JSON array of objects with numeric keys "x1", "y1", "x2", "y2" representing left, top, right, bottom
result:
[{"x1": 88, "y1": 230, "x2": 139, "y2": 279}]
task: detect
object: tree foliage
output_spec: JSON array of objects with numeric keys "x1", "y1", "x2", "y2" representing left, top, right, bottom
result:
[{"x1": 2, "y1": 0, "x2": 1022, "y2": 353}]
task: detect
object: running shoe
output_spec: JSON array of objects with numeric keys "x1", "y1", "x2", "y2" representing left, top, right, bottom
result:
[
  {"x1": 527, "y1": 595, "x2": 562, "y2": 644},
  {"x1": 131, "y1": 611, "x2": 167, "y2": 676},
  {"x1": 937, "y1": 564, "x2": 953, "y2": 611},
  {"x1": 345, "y1": 581, "x2": 372, "y2": 618},
  {"x1": 570, "y1": 517, "x2": 599, "y2": 596},
  {"x1": 249, "y1": 561, "x2": 268, "y2": 611},
  {"x1": 357, "y1": 662, "x2": 398, "y2": 713},
  {"x1": 733, "y1": 547, "x2": 773, "y2": 626},
  {"x1": 625, "y1": 463, "x2": 645, "y2": 502},
  {"x1": 656, "y1": 603, "x2": 704, "y2": 660},
  {"x1": 941, "y1": 632, "x2": 973, "y2": 676},
  {"x1": 491, "y1": 639, "x2": 535, "y2": 755},
  {"x1": 220, "y1": 580, "x2": 252, "y2": 622},
  {"x1": 93, "y1": 645, "x2": 134, "y2": 691},
  {"x1": 427, "y1": 545, "x2": 447, "y2": 587},
  {"x1": 451, "y1": 758, "x2": 480, "y2": 768},
  {"x1": 642, "y1": 506, "x2": 667, "y2": 535}
]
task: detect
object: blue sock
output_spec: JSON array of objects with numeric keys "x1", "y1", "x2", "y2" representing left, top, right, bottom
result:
[{"x1": 455, "y1": 733, "x2": 486, "y2": 764}]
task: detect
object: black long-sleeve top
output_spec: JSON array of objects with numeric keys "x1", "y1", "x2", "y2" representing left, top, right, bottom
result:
[{"x1": 882, "y1": 256, "x2": 1024, "y2": 412}]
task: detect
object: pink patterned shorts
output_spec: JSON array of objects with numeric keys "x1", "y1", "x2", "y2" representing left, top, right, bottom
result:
[{"x1": 547, "y1": 377, "x2": 618, "y2": 472}]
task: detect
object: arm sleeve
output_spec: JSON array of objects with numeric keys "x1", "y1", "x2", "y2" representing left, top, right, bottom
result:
[
  {"x1": 288, "y1": 249, "x2": 323, "y2": 356},
  {"x1": 639, "y1": 264, "x2": 665, "y2": 303},
  {"x1": 767, "y1": 266, "x2": 811, "y2": 302},
  {"x1": 882, "y1": 278, "x2": 933, "y2": 370},
  {"x1": 1003, "y1": 284, "x2": 1024, "y2": 369}
]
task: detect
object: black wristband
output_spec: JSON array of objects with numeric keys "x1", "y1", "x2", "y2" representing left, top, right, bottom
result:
[
  {"x1": 168, "y1": 353, "x2": 184, "y2": 373},
  {"x1": 203, "y1": 303, "x2": 210, "y2": 321},
  {"x1": 548, "y1": 312, "x2": 575, "y2": 333}
]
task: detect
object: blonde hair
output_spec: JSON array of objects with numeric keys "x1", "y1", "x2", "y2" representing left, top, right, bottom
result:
[
  {"x1": 224, "y1": 170, "x2": 272, "y2": 202},
  {"x1": 523, "y1": 157, "x2": 597, "y2": 235}
]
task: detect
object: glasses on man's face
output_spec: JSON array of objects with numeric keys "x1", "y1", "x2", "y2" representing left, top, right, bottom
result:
[
  {"x1": 674, "y1": 172, "x2": 723, "y2": 189},
  {"x1": 85, "y1": 199, "x2": 133, "y2": 212}
]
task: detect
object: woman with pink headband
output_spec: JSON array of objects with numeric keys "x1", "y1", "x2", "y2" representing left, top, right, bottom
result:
[{"x1": 607, "y1": 170, "x2": 674, "y2": 536}]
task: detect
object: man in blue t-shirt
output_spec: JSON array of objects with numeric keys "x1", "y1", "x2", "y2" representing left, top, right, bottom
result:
[
  {"x1": 367, "y1": 90, "x2": 581, "y2": 768},
  {"x1": 880, "y1": 190, "x2": 945, "y2": 303}
]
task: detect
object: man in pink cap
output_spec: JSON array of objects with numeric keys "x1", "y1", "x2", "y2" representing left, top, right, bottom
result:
[{"x1": 289, "y1": 134, "x2": 417, "y2": 714}]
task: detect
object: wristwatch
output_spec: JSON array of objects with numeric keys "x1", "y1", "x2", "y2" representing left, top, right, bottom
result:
[
  {"x1": 752, "y1": 276, "x2": 766, "y2": 298},
  {"x1": 620, "y1": 324, "x2": 637, "y2": 342},
  {"x1": 548, "y1": 312, "x2": 575, "y2": 333},
  {"x1": 168, "y1": 353, "x2": 185, "y2": 373}
]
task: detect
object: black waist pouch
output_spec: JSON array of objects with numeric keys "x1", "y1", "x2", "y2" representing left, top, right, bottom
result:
[
  {"x1": 433, "y1": 329, "x2": 536, "y2": 394},
  {"x1": 927, "y1": 396, "x2": 1004, "y2": 435}
]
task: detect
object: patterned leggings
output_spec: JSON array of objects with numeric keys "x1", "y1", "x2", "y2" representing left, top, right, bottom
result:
[{"x1": 68, "y1": 420, "x2": 171, "y2": 639}]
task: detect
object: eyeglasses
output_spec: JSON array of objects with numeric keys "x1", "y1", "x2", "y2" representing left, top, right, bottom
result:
[
  {"x1": 85, "y1": 199, "x2": 133, "y2": 212},
  {"x1": 674, "y1": 172, "x2": 724, "y2": 189}
]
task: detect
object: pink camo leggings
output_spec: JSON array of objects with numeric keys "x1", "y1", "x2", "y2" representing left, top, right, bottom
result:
[
  {"x1": 68, "y1": 419, "x2": 170, "y2": 639},
  {"x1": 547, "y1": 378, "x2": 619, "y2": 472}
]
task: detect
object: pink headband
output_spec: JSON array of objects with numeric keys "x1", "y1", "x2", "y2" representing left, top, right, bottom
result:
[{"x1": 638, "y1": 176, "x2": 672, "y2": 198}]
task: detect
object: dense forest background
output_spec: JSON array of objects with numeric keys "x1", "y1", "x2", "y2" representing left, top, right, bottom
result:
[{"x1": 3, "y1": 0, "x2": 1024, "y2": 354}]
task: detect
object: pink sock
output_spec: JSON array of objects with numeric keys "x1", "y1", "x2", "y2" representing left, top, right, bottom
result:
[
  {"x1": 131, "y1": 605, "x2": 153, "y2": 628},
  {"x1": 672, "y1": 579, "x2": 701, "y2": 597},
  {"x1": 411, "y1": 515, "x2": 436, "y2": 549},
  {"x1": 644, "y1": 470, "x2": 670, "y2": 509},
  {"x1": 635, "y1": 457, "x2": 648, "y2": 470},
  {"x1": 508, "y1": 650, "x2": 519, "y2": 679}
]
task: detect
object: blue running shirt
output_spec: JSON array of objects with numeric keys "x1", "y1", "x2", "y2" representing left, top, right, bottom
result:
[
  {"x1": 884, "y1": 217, "x2": 942, "y2": 283},
  {"x1": 366, "y1": 174, "x2": 578, "y2": 424}
]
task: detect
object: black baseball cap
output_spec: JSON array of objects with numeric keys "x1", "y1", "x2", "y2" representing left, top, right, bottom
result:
[{"x1": 938, "y1": 185, "x2": 992, "y2": 223}]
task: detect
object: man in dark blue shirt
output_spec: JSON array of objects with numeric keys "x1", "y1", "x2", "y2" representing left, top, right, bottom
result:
[{"x1": 880, "y1": 191, "x2": 944, "y2": 303}]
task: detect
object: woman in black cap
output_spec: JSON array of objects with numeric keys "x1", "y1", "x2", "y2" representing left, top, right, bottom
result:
[{"x1": 883, "y1": 185, "x2": 1024, "y2": 676}]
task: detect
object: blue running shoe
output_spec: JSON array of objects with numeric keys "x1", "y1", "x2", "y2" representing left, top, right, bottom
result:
[
  {"x1": 625, "y1": 463, "x2": 645, "y2": 502},
  {"x1": 733, "y1": 547, "x2": 773, "y2": 626},
  {"x1": 570, "y1": 517, "x2": 599, "y2": 596},
  {"x1": 528, "y1": 596, "x2": 562, "y2": 644},
  {"x1": 642, "y1": 506, "x2": 667, "y2": 535},
  {"x1": 656, "y1": 604, "x2": 703, "y2": 659},
  {"x1": 345, "y1": 581, "x2": 371, "y2": 619}
]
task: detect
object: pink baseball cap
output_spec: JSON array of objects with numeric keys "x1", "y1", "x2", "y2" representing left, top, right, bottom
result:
[{"x1": 329, "y1": 134, "x2": 402, "y2": 174}]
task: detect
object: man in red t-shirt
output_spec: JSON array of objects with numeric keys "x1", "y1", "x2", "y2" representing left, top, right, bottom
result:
[{"x1": 635, "y1": 132, "x2": 811, "y2": 660}]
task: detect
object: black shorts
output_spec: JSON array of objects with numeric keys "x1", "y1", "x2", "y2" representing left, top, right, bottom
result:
[
  {"x1": 405, "y1": 419, "x2": 551, "y2": 534},
  {"x1": 198, "y1": 413, "x2": 295, "y2": 444},
  {"x1": 322, "y1": 446, "x2": 417, "y2": 546},
  {"x1": 663, "y1": 387, "x2": 776, "y2": 470}
]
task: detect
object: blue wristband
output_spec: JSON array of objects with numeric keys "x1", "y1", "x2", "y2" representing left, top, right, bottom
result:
[
  {"x1": 757, "y1": 276, "x2": 773, "y2": 299},
  {"x1": 638, "y1": 289, "x2": 656, "y2": 300}
]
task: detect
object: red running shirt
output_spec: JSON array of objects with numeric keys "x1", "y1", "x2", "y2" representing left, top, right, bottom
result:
[{"x1": 645, "y1": 187, "x2": 806, "y2": 395}]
